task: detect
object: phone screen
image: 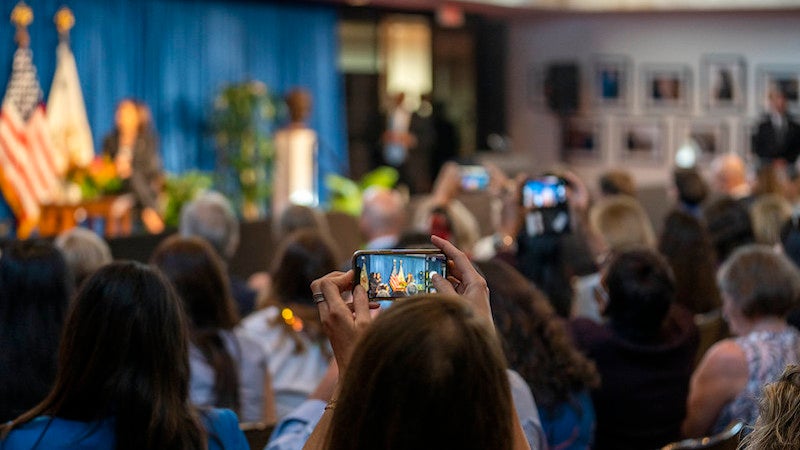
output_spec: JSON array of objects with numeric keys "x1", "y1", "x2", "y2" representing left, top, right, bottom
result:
[
  {"x1": 521, "y1": 176, "x2": 571, "y2": 236},
  {"x1": 353, "y1": 250, "x2": 446, "y2": 300},
  {"x1": 460, "y1": 165, "x2": 490, "y2": 192}
]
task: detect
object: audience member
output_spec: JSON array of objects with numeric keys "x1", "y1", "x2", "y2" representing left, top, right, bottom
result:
[
  {"x1": 750, "y1": 193, "x2": 792, "y2": 246},
  {"x1": 0, "y1": 262, "x2": 247, "y2": 449},
  {"x1": 672, "y1": 167, "x2": 709, "y2": 218},
  {"x1": 303, "y1": 235, "x2": 535, "y2": 450},
  {"x1": 0, "y1": 240, "x2": 73, "y2": 423},
  {"x1": 359, "y1": 187, "x2": 406, "y2": 250},
  {"x1": 274, "y1": 204, "x2": 329, "y2": 243},
  {"x1": 710, "y1": 154, "x2": 752, "y2": 201},
  {"x1": 571, "y1": 249, "x2": 698, "y2": 449},
  {"x1": 780, "y1": 216, "x2": 800, "y2": 331},
  {"x1": 598, "y1": 169, "x2": 636, "y2": 197},
  {"x1": 589, "y1": 195, "x2": 656, "y2": 256},
  {"x1": 240, "y1": 230, "x2": 337, "y2": 418},
  {"x1": 703, "y1": 196, "x2": 755, "y2": 264},
  {"x1": 54, "y1": 227, "x2": 113, "y2": 287},
  {"x1": 739, "y1": 364, "x2": 800, "y2": 450},
  {"x1": 150, "y1": 236, "x2": 275, "y2": 424},
  {"x1": 180, "y1": 191, "x2": 257, "y2": 316},
  {"x1": 683, "y1": 245, "x2": 800, "y2": 437},
  {"x1": 478, "y1": 259, "x2": 599, "y2": 449}
]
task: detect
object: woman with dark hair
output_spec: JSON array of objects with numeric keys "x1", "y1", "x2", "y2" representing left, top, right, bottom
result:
[
  {"x1": 240, "y1": 230, "x2": 338, "y2": 418},
  {"x1": 571, "y1": 248, "x2": 698, "y2": 449},
  {"x1": 0, "y1": 262, "x2": 247, "y2": 449},
  {"x1": 150, "y1": 236, "x2": 274, "y2": 424},
  {"x1": 683, "y1": 245, "x2": 800, "y2": 438},
  {"x1": 658, "y1": 209, "x2": 722, "y2": 314},
  {"x1": 304, "y1": 236, "x2": 530, "y2": 450},
  {"x1": 0, "y1": 240, "x2": 73, "y2": 423},
  {"x1": 477, "y1": 259, "x2": 599, "y2": 449}
]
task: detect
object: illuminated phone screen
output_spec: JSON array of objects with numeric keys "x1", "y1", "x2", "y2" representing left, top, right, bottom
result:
[{"x1": 354, "y1": 251, "x2": 446, "y2": 300}]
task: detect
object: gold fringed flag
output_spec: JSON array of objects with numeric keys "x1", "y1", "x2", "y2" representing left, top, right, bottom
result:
[{"x1": 0, "y1": 2, "x2": 65, "y2": 238}]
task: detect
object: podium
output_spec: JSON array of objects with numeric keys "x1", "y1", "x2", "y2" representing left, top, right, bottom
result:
[{"x1": 39, "y1": 196, "x2": 132, "y2": 238}]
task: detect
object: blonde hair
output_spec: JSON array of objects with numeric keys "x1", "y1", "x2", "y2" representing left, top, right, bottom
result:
[
  {"x1": 590, "y1": 195, "x2": 655, "y2": 252},
  {"x1": 750, "y1": 194, "x2": 792, "y2": 246},
  {"x1": 740, "y1": 364, "x2": 800, "y2": 449}
]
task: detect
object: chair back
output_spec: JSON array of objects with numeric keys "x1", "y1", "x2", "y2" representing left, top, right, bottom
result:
[
  {"x1": 240, "y1": 421, "x2": 276, "y2": 450},
  {"x1": 660, "y1": 421, "x2": 744, "y2": 450}
]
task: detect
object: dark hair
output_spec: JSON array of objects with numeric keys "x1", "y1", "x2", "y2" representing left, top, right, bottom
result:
[
  {"x1": 599, "y1": 169, "x2": 636, "y2": 197},
  {"x1": 703, "y1": 196, "x2": 755, "y2": 264},
  {"x1": 780, "y1": 216, "x2": 800, "y2": 268},
  {"x1": 0, "y1": 240, "x2": 73, "y2": 423},
  {"x1": 658, "y1": 210, "x2": 722, "y2": 314},
  {"x1": 476, "y1": 260, "x2": 599, "y2": 410},
  {"x1": 673, "y1": 167, "x2": 708, "y2": 207},
  {"x1": 516, "y1": 234, "x2": 573, "y2": 318},
  {"x1": 327, "y1": 295, "x2": 515, "y2": 450},
  {"x1": 1, "y1": 262, "x2": 205, "y2": 449},
  {"x1": 717, "y1": 245, "x2": 800, "y2": 319},
  {"x1": 604, "y1": 248, "x2": 676, "y2": 341},
  {"x1": 150, "y1": 236, "x2": 240, "y2": 413}
]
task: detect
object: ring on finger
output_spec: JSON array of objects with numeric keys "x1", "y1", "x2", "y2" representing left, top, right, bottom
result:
[{"x1": 312, "y1": 292, "x2": 326, "y2": 304}]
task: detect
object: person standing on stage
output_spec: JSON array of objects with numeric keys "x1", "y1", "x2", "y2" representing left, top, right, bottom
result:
[{"x1": 753, "y1": 87, "x2": 800, "y2": 178}]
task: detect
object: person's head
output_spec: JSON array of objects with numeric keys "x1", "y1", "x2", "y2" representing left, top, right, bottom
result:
[
  {"x1": 741, "y1": 364, "x2": 800, "y2": 450},
  {"x1": 0, "y1": 239, "x2": 73, "y2": 423},
  {"x1": 359, "y1": 187, "x2": 406, "y2": 242},
  {"x1": 710, "y1": 154, "x2": 749, "y2": 195},
  {"x1": 54, "y1": 227, "x2": 113, "y2": 287},
  {"x1": 673, "y1": 167, "x2": 709, "y2": 208},
  {"x1": 275, "y1": 204, "x2": 329, "y2": 242},
  {"x1": 476, "y1": 260, "x2": 599, "y2": 408},
  {"x1": 327, "y1": 295, "x2": 514, "y2": 450},
  {"x1": 603, "y1": 248, "x2": 676, "y2": 341},
  {"x1": 703, "y1": 196, "x2": 755, "y2": 264},
  {"x1": 115, "y1": 98, "x2": 141, "y2": 135},
  {"x1": 768, "y1": 86, "x2": 788, "y2": 115},
  {"x1": 285, "y1": 87, "x2": 312, "y2": 123},
  {"x1": 717, "y1": 245, "x2": 800, "y2": 334},
  {"x1": 751, "y1": 194, "x2": 793, "y2": 246},
  {"x1": 598, "y1": 169, "x2": 636, "y2": 197},
  {"x1": 179, "y1": 191, "x2": 240, "y2": 260},
  {"x1": 590, "y1": 195, "x2": 656, "y2": 253},
  {"x1": 658, "y1": 210, "x2": 721, "y2": 314},
  {"x1": 3, "y1": 261, "x2": 205, "y2": 449},
  {"x1": 269, "y1": 229, "x2": 339, "y2": 307}
]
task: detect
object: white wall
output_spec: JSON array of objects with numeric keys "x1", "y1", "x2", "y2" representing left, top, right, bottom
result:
[{"x1": 499, "y1": 11, "x2": 800, "y2": 192}]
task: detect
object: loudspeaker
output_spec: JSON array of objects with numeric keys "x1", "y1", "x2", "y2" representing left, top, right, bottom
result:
[{"x1": 545, "y1": 63, "x2": 579, "y2": 115}]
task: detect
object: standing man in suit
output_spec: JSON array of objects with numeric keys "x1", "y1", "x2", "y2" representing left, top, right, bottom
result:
[{"x1": 753, "y1": 87, "x2": 800, "y2": 178}]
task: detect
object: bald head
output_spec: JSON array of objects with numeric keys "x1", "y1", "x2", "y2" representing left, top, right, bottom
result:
[
  {"x1": 360, "y1": 188, "x2": 406, "y2": 241},
  {"x1": 711, "y1": 154, "x2": 749, "y2": 195}
]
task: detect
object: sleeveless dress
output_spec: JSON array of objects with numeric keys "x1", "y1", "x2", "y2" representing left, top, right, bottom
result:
[{"x1": 713, "y1": 327, "x2": 800, "y2": 433}]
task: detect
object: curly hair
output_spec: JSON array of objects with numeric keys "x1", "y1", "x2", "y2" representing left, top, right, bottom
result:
[
  {"x1": 476, "y1": 259, "x2": 599, "y2": 409},
  {"x1": 740, "y1": 364, "x2": 800, "y2": 449}
]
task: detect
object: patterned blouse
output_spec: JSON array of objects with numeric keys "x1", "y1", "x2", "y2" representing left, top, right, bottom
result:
[{"x1": 713, "y1": 327, "x2": 800, "y2": 433}]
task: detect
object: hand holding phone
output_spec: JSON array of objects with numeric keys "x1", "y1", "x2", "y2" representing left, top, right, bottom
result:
[
  {"x1": 353, "y1": 249, "x2": 447, "y2": 300},
  {"x1": 521, "y1": 176, "x2": 571, "y2": 236},
  {"x1": 460, "y1": 165, "x2": 490, "y2": 192}
]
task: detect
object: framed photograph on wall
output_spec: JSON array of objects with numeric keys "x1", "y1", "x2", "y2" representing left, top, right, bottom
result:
[
  {"x1": 756, "y1": 65, "x2": 800, "y2": 114},
  {"x1": 642, "y1": 64, "x2": 692, "y2": 112},
  {"x1": 676, "y1": 118, "x2": 731, "y2": 165},
  {"x1": 700, "y1": 54, "x2": 746, "y2": 113},
  {"x1": 592, "y1": 54, "x2": 631, "y2": 109},
  {"x1": 618, "y1": 118, "x2": 667, "y2": 164},
  {"x1": 527, "y1": 64, "x2": 546, "y2": 110},
  {"x1": 564, "y1": 117, "x2": 604, "y2": 163}
]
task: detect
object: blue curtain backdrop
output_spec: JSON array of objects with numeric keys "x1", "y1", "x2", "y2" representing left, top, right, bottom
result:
[{"x1": 0, "y1": 0, "x2": 346, "y2": 230}]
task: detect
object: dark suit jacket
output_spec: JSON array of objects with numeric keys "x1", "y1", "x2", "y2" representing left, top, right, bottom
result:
[
  {"x1": 752, "y1": 113, "x2": 800, "y2": 163},
  {"x1": 101, "y1": 129, "x2": 162, "y2": 210}
]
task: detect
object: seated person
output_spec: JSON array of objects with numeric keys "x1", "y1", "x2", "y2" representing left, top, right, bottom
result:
[
  {"x1": 739, "y1": 364, "x2": 800, "y2": 449},
  {"x1": 0, "y1": 262, "x2": 247, "y2": 449},
  {"x1": 682, "y1": 245, "x2": 800, "y2": 438},
  {"x1": 571, "y1": 249, "x2": 698, "y2": 449},
  {"x1": 54, "y1": 227, "x2": 113, "y2": 288}
]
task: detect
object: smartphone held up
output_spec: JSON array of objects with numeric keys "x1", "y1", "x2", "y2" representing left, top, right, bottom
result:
[
  {"x1": 353, "y1": 249, "x2": 446, "y2": 300},
  {"x1": 521, "y1": 175, "x2": 571, "y2": 236}
]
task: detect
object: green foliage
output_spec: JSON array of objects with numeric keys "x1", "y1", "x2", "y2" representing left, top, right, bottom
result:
[
  {"x1": 326, "y1": 166, "x2": 399, "y2": 216},
  {"x1": 162, "y1": 171, "x2": 213, "y2": 228}
]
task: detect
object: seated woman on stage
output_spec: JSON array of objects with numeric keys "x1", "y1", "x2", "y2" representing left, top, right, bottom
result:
[
  {"x1": 102, "y1": 98, "x2": 164, "y2": 234},
  {"x1": 0, "y1": 261, "x2": 248, "y2": 449}
]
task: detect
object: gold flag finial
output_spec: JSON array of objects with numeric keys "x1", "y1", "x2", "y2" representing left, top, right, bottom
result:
[
  {"x1": 10, "y1": 2, "x2": 33, "y2": 48},
  {"x1": 54, "y1": 6, "x2": 75, "y2": 40}
]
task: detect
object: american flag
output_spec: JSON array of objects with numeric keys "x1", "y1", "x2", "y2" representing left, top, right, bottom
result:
[{"x1": 0, "y1": 47, "x2": 65, "y2": 238}]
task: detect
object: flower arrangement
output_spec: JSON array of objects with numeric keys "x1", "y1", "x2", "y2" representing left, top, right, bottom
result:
[
  {"x1": 212, "y1": 80, "x2": 280, "y2": 220},
  {"x1": 64, "y1": 155, "x2": 123, "y2": 202}
]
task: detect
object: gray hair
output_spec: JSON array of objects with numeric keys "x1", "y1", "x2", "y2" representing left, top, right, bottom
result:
[
  {"x1": 179, "y1": 191, "x2": 240, "y2": 259},
  {"x1": 54, "y1": 227, "x2": 113, "y2": 286}
]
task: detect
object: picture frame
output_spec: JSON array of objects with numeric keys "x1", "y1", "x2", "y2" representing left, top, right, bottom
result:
[
  {"x1": 592, "y1": 54, "x2": 632, "y2": 110},
  {"x1": 642, "y1": 64, "x2": 692, "y2": 112},
  {"x1": 675, "y1": 118, "x2": 731, "y2": 165},
  {"x1": 618, "y1": 117, "x2": 667, "y2": 164},
  {"x1": 527, "y1": 64, "x2": 546, "y2": 110},
  {"x1": 700, "y1": 54, "x2": 746, "y2": 113},
  {"x1": 756, "y1": 65, "x2": 800, "y2": 114},
  {"x1": 564, "y1": 117, "x2": 604, "y2": 163}
]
